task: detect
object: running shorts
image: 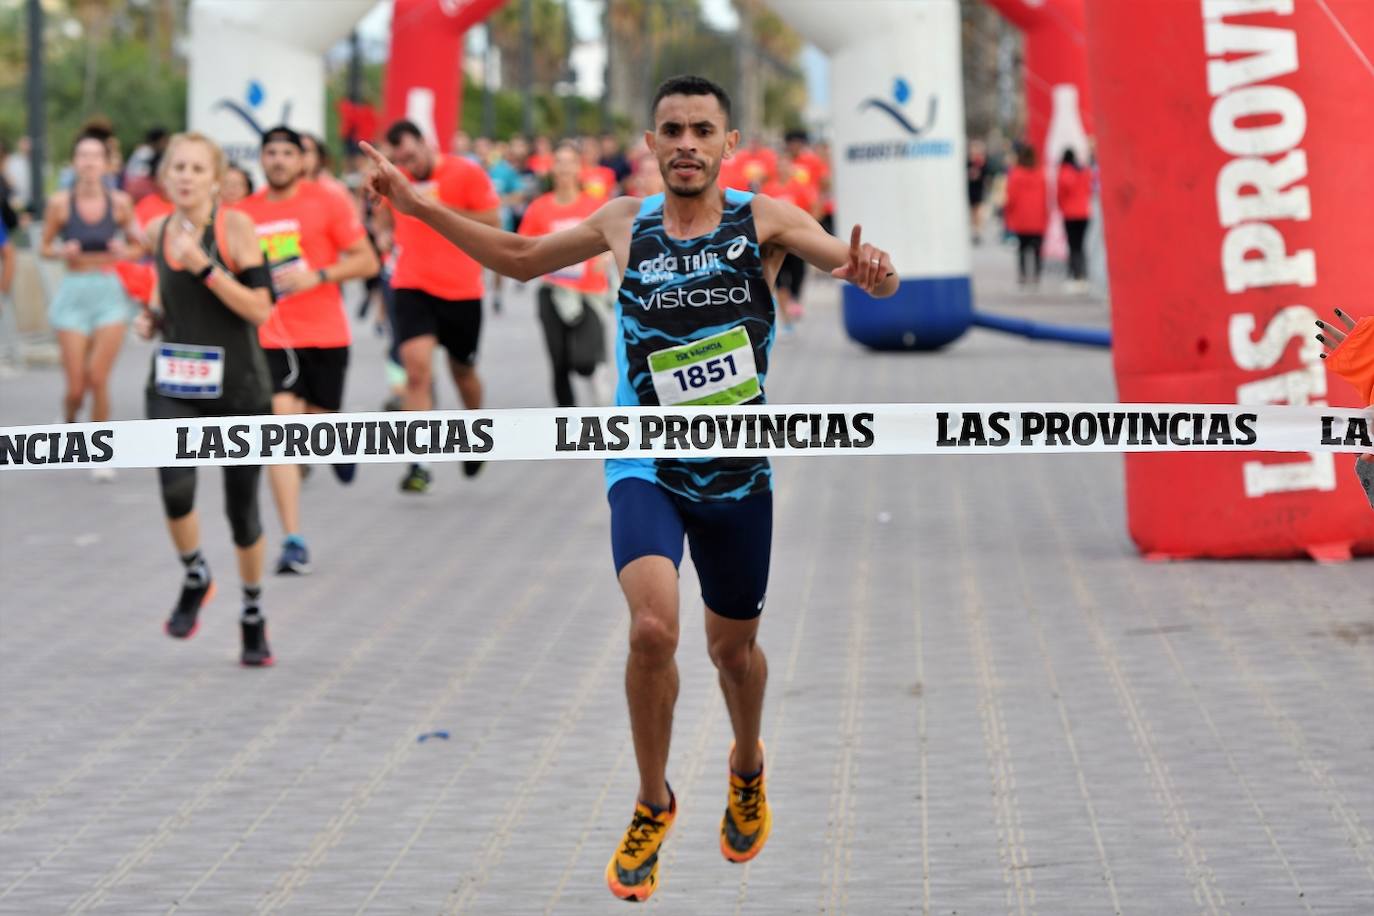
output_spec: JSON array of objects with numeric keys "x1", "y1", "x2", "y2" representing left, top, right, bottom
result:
[
  {"x1": 608, "y1": 477, "x2": 772, "y2": 620},
  {"x1": 264, "y1": 346, "x2": 349, "y2": 411},
  {"x1": 48, "y1": 272, "x2": 133, "y2": 334},
  {"x1": 392, "y1": 288, "x2": 482, "y2": 366}
]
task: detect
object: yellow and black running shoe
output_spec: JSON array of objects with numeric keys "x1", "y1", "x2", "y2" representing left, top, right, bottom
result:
[
  {"x1": 720, "y1": 742, "x2": 771, "y2": 863},
  {"x1": 605, "y1": 787, "x2": 676, "y2": 902}
]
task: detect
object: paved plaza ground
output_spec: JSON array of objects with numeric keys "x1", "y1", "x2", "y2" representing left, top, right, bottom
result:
[{"x1": 2, "y1": 248, "x2": 1371, "y2": 914}]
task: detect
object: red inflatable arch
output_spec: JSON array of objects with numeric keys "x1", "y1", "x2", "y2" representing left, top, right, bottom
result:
[
  {"x1": 384, "y1": 0, "x2": 509, "y2": 152},
  {"x1": 1085, "y1": 0, "x2": 1374, "y2": 559}
]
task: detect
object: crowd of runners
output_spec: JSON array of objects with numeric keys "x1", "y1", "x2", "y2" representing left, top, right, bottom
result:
[
  {"x1": 4, "y1": 77, "x2": 864, "y2": 903},
  {"x1": 4, "y1": 71, "x2": 1368, "y2": 905}
]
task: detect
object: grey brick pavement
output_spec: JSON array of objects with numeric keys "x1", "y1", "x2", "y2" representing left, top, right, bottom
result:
[{"x1": 1, "y1": 249, "x2": 1372, "y2": 914}]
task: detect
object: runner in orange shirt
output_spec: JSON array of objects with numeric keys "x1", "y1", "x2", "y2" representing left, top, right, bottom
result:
[
  {"x1": 1316, "y1": 307, "x2": 1374, "y2": 507},
  {"x1": 134, "y1": 184, "x2": 175, "y2": 232},
  {"x1": 785, "y1": 130, "x2": 830, "y2": 197},
  {"x1": 376, "y1": 119, "x2": 502, "y2": 494},
  {"x1": 785, "y1": 130, "x2": 834, "y2": 235},
  {"x1": 579, "y1": 137, "x2": 619, "y2": 201},
  {"x1": 735, "y1": 137, "x2": 777, "y2": 191},
  {"x1": 760, "y1": 154, "x2": 821, "y2": 328},
  {"x1": 235, "y1": 126, "x2": 379, "y2": 573},
  {"x1": 519, "y1": 143, "x2": 613, "y2": 407}
]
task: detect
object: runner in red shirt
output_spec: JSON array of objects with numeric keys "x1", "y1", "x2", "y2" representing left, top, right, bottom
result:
[
  {"x1": 1004, "y1": 145, "x2": 1049, "y2": 286},
  {"x1": 783, "y1": 130, "x2": 835, "y2": 236},
  {"x1": 579, "y1": 137, "x2": 619, "y2": 201},
  {"x1": 135, "y1": 187, "x2": 174, "y2": 232},
  {"x1": 735, "y1": 138, "x2": 777, "y2": 191},
  {"x1": 519, "y1": 143, "x2": 613, "y2": 407},
  {"x1": 1315, "y1": 307, "x2": 1374, "y2": 507},
  {"x1": 376, "y1": 119, "x2": 501, "y2": 494},
  {"x1": 760, "y1": 155, "x2": 820, "y2": 327},
  {"x1": 785, "y1": 129, "x2": 830, "y2": 197},
  {"x1": 235, "y1": 125, "x2": 379, "y2": 574},
  {"x1": 1056, "y1": 149, "x2": 1093, "y2": 289},
  {"x1": 526, "y1": 135, "x2": 555, "y2": 178}
]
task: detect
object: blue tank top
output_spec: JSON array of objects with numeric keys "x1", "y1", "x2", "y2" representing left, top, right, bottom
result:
[{"x1": 606, "y1": 189, "x2": 777, "y2": 502}]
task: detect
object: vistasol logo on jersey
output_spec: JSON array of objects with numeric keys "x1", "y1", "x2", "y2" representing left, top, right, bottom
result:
[
  {"x1": 643, "y1": 284, "x2": 753, "y2": 310},
  {"x1": 847, "y1": 76, "x2": 953, "y2": 163}
]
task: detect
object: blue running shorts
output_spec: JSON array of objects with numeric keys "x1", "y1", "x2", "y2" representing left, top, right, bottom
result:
[{"x1": 608, "y1": 477, "x2": 772, "y2": 620}]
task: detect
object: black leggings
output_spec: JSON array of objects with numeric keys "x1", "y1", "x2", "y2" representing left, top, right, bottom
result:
[
  {"x1": 775, "y1": 252, "x2": 806, "y2": 300},
  {"x1": 147, "y1": 390, "x2": 264, "y2": 548},
  {"x1": 537, "y1": 286, "x2": 595, "y2": 408},
  {"x1": 1016, "y1": 233, "x2": 1043, "y2": 281},
  {"x1": 1064, "y1": 218, "x2": 1089, "y2": 280}
]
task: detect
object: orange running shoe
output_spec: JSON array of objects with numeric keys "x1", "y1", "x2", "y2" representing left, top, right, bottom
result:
[
  {"x1": 605, "y1": 787, "x2": 677, "y2": 901},
  {"x1": 720, "y1": 741, "x2": 772, "y2": 863}
]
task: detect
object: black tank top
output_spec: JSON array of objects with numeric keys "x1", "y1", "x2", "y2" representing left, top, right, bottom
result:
[
  {"x1": 65, "y1": 190, "x2": 118, "y2": 252},
  {"x1": 608, "y1": 189, "x2": 777, "y2": 501},
  {"x1": 149, "y1": 210, "x2": 271, "y2": 411}
]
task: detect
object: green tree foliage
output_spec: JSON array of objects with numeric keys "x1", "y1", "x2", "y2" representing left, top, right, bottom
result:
[
  {"x1": 0, "y1": 1, "x2": 186, "y2": 167},
  {"x1": 323, "y1": 58, "x2": 618, "y2": 162}
]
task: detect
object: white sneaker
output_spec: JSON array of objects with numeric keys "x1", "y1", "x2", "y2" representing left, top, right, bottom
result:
[{"x1": 91, "y1": 467, "x2": 116, "y2": 483}]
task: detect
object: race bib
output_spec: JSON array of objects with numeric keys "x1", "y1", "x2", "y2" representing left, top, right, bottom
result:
[
  {"x1": 256, "y1": 219, "x2": 308, "y2": 300},
  {"x1": 649, "y1": 326, "x2": 759, "y2": 407},
  {"x1": 155, "y1": 344, "x2": 224, "y2": 399}
]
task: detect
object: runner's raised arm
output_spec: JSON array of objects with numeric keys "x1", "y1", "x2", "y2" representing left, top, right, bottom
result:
[{"x1": 360, "y1": 140, "x2": 625, "y2": 283}]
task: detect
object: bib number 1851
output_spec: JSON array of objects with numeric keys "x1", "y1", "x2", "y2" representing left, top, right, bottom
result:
[
  {"x1": 648, "y1": 325, "x2": 759, "y2": 407},
  {"x1": 672, "y1": 353, "x2": 738, "y2": 392}
]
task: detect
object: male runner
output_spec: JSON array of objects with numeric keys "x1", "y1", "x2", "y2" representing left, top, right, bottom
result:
[
  {"x1": 374, "y1": 120, "x2": 501, "y2": 493},
  {"x1": 236, "y1": 126, "x2": 379, "y2": 573},
  {"x1": 362, "y1": 75, "x2": 897, "y2": 902}
]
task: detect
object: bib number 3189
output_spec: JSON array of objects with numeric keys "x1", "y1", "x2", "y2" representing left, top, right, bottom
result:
[
  {"x1": 155, "y1": 344, "x2": 224, "y2": 399},
  {"x1": 648, "y1": 325, "x2": 760, "y2": 407}
]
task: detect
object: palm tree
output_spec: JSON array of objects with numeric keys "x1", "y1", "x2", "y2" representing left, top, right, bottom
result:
[{"x1": 487, "y1": 0, "x2": 571, "y2": 93}]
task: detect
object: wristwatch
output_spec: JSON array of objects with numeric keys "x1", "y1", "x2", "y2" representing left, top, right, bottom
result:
[{"x1": 317, "y1": 268, "x2": 328, "y2": 284}]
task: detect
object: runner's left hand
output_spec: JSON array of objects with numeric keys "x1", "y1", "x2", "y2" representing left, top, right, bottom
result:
[
  {"x1": 275, "y1": 264, "x2": 320, "y2": 295},
  {"x1": 167, "y1": 219, "x2": 210, "y2": 273},
  {"x1": 832, "y1": 225, "x2": 895, "y2": 294},
  {"x1": 1315, "y1": 307, "x2": 1358, "y2": 358}
]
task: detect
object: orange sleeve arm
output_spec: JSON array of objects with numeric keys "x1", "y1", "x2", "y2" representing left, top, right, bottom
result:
[{"x1": 1327, "y1": 317, "x2": 1374, "y2": 406}]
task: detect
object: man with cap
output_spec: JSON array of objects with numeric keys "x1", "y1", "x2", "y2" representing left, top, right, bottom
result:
[{"x1": 234, "y1": 125, "x2": 379, "y2": 574}]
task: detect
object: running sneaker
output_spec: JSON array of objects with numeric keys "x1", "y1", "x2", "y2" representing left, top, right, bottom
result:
[
  {"x1": 399, "y1": 464, "x2": 432, "y2": 494},
  {"x1": 240, "y1": 612, "x2": 274, "y2": 667},
  {"x1": 331, "y1": 463, "x2": 357, "y2": 485},
  {"x1": 165, "y1": 576, "x2": 215, "y2": 639},
  {"x1": 720, "y1": 742, "x2": 772, "y2": 863},
  {"x1": 605, "y1": 788, "x2": 677, "y2": 902},
  {"x1": 462, "y1": 460, "x2": 485, "y2": 479},
  {"x1": 275, "y1": 537, "x2": 311, "y2": 575}
]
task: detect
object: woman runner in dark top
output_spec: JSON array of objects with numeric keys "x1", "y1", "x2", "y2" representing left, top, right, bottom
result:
[{"x1": 136, "y1": 132, "x2": 276, "y2": 667}]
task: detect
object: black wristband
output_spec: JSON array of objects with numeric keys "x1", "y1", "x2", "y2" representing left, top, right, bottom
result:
[
  {"x1": 317, "y1": 268, "x2": 328, "y2": 284},
  {"x1": 195, "y1": 263, "x2": 214, "y2": 283}
]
